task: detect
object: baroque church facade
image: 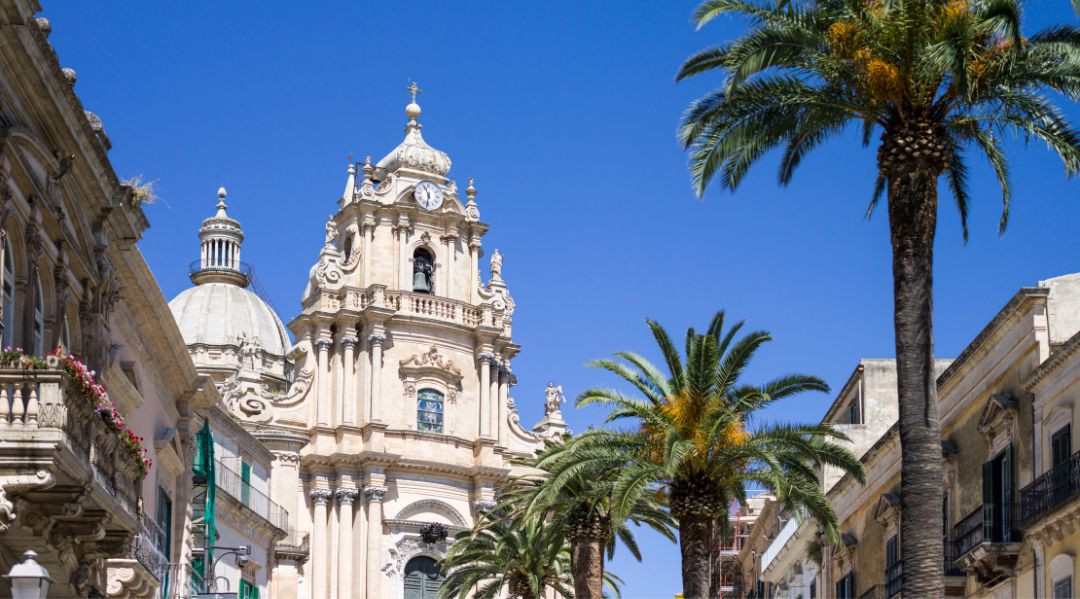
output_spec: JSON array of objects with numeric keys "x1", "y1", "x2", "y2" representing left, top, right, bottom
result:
[{"x1": 168, "y1": 90, "x2": 569, "y2": 599}]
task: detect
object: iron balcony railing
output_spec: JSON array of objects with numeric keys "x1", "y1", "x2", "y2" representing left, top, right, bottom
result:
[
  {"x1": 215, "y1": 460, "x2": 288, "y2": 532},
  {"x1": 1020, "y1": 450, "x2": 1080, "y2": 525},
  {"x1": 952, "y1": 503, "x2": 1021, "y2": 558},
  {"x1": 130, "y1": 514, "x2": 169, "y2": 582},
  {"x1": 943, "y1": 539, "x2": 965, "y2": 576},
  {"x1": 885, "y1": 561, "x2": 902, "y2": 598}
]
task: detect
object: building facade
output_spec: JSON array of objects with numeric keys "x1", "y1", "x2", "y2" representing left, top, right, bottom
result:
[
  {"x1": 745, "y1": 274, "x2": 1080, "y2": 599},
  {"x1": 0, "y1": 2, "x2": 219, "y2": 597}
]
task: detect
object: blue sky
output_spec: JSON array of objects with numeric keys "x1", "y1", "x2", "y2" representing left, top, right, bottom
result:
[{"x1": 46, "y1": 1, "x2": 1080, "y2": 596}]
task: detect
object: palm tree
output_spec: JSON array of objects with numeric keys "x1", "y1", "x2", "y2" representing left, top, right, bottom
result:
[
  {"x1": 676, "y1": 1, "x2": 1080, "y2": 593},
  {"x1": 511, "y1": 443, "x2": 676, "y2": 599},
  {"x1": 539, "y1": 311, "x2": 864, "y2": 598},
  {"x1": 439, "y1": 510, "x2": 574, "y2": 599}
]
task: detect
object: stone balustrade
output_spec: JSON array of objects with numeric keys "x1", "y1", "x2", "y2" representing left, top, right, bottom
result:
[{"x1": 0, "y1": 359, "x2": 141, "y2": 522}]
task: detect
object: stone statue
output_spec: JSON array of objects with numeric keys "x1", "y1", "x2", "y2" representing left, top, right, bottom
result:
[
  {"x1": 490, "y1": 249, "x2": 503, "y2": 280},
  {"x1": 544, "y1": 382, "x2": 565, "y2": 416},
  {"x1": 325, "y1": 216, "x2": 337, "y2": 248}
]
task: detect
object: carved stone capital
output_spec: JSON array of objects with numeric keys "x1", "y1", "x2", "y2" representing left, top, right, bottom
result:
[
  {"x1": 335, "y1": 488, "x2": 359, "y2": 505},
  {"x1": 477, "y1": 351, "x2": 495, "y2": 366},
  {"x1": 364, "y1": 485, "x2": 388, "y2": 503},
  {"x1": 474, "y1": 499, "x2": 498, "y2": 513},
  {"x1": 368, "y1": 333, "x2": 386, "y2": 348},
  {"x1": 315, "y1": 339, "x2": 333, "y2": 352},
  {"x1": 309, "y1": 488, "x2": 333, "y2": 506},
  {"x1": 339, "y1": 335, "x2": 359, "y2": 350}
]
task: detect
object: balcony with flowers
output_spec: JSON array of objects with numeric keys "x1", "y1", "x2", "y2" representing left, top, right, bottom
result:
[{"x1": 0, "y1": 347, "x2": 153, "y2": 592}]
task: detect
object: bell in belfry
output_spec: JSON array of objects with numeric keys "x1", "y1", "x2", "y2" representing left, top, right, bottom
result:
[{"x1": 413, "y1": 251, "x2": 433, "y2": 293}]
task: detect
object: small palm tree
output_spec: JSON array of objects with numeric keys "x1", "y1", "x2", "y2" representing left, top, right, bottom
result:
[
  {"x1": 541, "y1": 312, "x2": 864, "y2": 599},
  {"x1": 511, "y1": 443, "x2": 676, "y2": 599},
  {"x1": 676, "y1": 1, "x2": 1080, "y2": 594},
  {"x1": 439, "y1": 511, "x2": 572, "y2": 599}
]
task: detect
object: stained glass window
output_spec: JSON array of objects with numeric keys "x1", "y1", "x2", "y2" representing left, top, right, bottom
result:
[{"x1": 417, "y1": 389, "x2": 444, "y2": 434}]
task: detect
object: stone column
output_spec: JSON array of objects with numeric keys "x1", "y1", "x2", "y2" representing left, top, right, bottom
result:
[
  {"x1": 497, "y1": 365, "x2": 510, "y2": 444},
  {"x1": 478, "y1": 352, "x2": 493, "y2": 438},
  {"x1": 364, "y1": 485, "x2": 388, "y2": 599},
  {"x1": 368, "y1": 334, "x2": 386, "y2": 423},
  {"x1": 315, "y1": 338, "x2": 333, "y2": 426},
  {"x1": 489, "y1": 359, "x2": 501, "y2": 441},
  {"x1": 340, "y1": 336, "x2": 358, "y2": 425},
  {"x1": 468, "y1": 238, "x2": 480, "y2": 303},
  {"x1": 336, "y1": 488, "x2": 359, "y2": 598},
  {"x1": 361, "y1": 222, "x2": 374, "y2": 287},
  {"x1": 309, "y1": 488, "x2": 333, "y2": 599},
  {"x1": 442, "y1": 234, "x2": 457, "y2": 299}
]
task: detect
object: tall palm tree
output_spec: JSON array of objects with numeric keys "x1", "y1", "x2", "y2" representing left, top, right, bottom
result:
[
  {"x1": 677, "y1": 1, "x2": 1080, "y2": 593},
  {"x1": 439, "y1": 510, "x2": 575, "y2": 599},
  {"x1": 511, "y1": 443, "x2": 676, "y2": 599},
  {"x1": 539, "y1": 312, "x2": 865, "y2": 599}
]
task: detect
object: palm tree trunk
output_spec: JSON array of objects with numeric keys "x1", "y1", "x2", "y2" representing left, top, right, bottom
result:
[
  {"x1": 570, "y1": 537, "x2": 605, "y2": 599},
  {"x1": 679, "y1": 514, "x2": 712, "y2": 599},
  {"x1": 887, "y1": 166, "x2": 944, "y2": 597}
]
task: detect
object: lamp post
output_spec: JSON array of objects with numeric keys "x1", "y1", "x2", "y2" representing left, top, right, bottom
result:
[
  {"x1": 4, "y1": 550, "x2": 52, "y2": 599},
  {"x1": 206, "y1": 545, "x2": 250, "y2": 593}
]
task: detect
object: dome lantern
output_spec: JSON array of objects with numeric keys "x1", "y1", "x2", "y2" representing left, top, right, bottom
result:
[{"x1": 191, "y1": 186, "x2": 248, "y2": 287}]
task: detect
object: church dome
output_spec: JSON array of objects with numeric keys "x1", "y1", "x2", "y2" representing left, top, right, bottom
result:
[
  {"x1": 169, "y1": 283, "x2": 290, "y2": 355},
  {"x1": 169, "y1": 186, "x2": 291, "y2": 357},
  {"x1": 375, "y1": 89, "x2": 451, "y2": 177}
]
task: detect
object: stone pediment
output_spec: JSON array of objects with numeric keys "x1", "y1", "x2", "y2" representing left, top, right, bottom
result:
[
  {"x1": 873, "y1": 492, "x2": 900, "y2": 526},
  {"x1": 399, "y1": 346, "x2": 463, "y2": 387},
  {"x1": 978, "y1": 392, "x2": 1018, "y2": 437}
]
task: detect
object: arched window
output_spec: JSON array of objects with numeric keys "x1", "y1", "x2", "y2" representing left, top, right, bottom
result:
[
  {"x1": 412, "y1": 248, "x2": 434, "y2": 294},
  {"x1": 31, "y1": 276, "x2": 44, "y2": 355},
  {"x1": 403, "y1": 556, "x2": 443, "y2": 599},
  {"x1": 1, "y1": 238, "x2": 13, "y2": 348},
  {"x1": 417, "y1": 389, "x2": 444, "y2": 434}
]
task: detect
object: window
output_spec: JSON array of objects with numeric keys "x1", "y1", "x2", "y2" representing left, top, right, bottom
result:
[
  {"x1": 1052, "y1": 425, "x2": 1071, "y2": 468},
  {"x1": 238, "y1": 578, "x2": 259, "y2": 599},
  {"x1": 885, "y1": 535, "x2": 901, "y2": 597},
  {"x1": 1054, "y1": 577, "x2": 1072, "y2": 599},
  {"x1": 31, "y1": 276, "x2": 44, "y2": 355},
  {"x1": 835, "y1": 573, "x2": 855, "y2": 599},
  {"x1": 1, "y1": 238, "x2": 13, "y2": 348},
  {"x1": 412, "y1": 249, "x2": 434, "y2": 294},
  {"x1": 156, "y1": 487, "x2": 172, "y2": 560},
  {"x1": 848, "y1": 400, "x2": 860, "y2": 424},
  {"x1": 809, "y1": 581, "x2": 815, "y2": 599},
  {"x1": 417, "y1": 389, "x2": 444, "y2": 434},
  {"x1": 982, "y1": 444, "x2": 1015, "y2": 542}
]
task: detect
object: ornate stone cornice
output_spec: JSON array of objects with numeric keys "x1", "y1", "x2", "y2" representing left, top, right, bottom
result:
[
  {"x1": 309, "y1": 488, "x2": 332, "y2": 505},
  {"x1": 364, "y1": 485, "x2": 388, "y2": 503}
]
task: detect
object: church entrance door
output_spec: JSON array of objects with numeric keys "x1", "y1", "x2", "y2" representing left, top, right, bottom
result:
[{"x1": 403, "y1": 556, "x2": 443, "y2": 599}]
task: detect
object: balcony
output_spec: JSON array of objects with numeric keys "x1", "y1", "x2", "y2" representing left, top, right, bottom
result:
[
  {"x1": 760, "y1": 516, "x2": 799, "y2": 574},
  {"x1": 105, "y1": 515, "x2": 169, "y2": 596},
  {"x1": 215, "y1": 459, "x2": 288, "y2": 533},
  {"x1": 0, "y1": 360, "x2": 143, "y2": 594},
  {"x1": 952, "y1": 503, "x2": 1022, "y2": 584},
  {"x1": 275, "y1": 529, "x2": 310, "y2": 563},
  {"x1": 1021, "y1": 450, "x2": 1080, "y2": 526}
]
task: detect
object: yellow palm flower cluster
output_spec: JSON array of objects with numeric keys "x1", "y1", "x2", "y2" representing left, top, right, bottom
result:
[
  {"x1": 826, "y1": 20, "x2": 860, "y2": 54},
  {"x1": 941, "y1": 0, "x2": 970, "y2": 21}
]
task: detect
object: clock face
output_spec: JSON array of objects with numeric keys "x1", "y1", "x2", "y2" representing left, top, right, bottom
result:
[{"x1": 414, "y1": 180, "x2": 444, "y2": 211}]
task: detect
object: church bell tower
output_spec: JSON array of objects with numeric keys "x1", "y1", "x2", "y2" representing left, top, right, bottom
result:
[{"x1": 266, "y1": 87, "x2": 566, "y2": 599}]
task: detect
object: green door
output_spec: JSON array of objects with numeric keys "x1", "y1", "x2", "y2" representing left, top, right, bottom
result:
[{"x1": 403, "y1": 556, "x2": 443, "y2": 599}]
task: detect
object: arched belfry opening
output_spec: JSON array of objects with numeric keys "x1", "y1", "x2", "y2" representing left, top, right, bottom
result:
[{"x1": 412, "y1": 248, "x2": 434, "y2": 294}]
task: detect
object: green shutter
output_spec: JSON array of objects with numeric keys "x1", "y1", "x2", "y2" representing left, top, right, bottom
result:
[
  {"x1": 1002, "y1": 444, "x2": 1013, "y2": 540},
  {"x1": 241, "y1": 461, "x2": 251, "y2": 506},
  {"x1": 193, "y1": 421, "x2": 216, "y2": 576}
]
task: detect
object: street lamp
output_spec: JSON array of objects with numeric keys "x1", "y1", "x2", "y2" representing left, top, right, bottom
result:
[{"x1": 4, "y1": 550, "x2": 52, "y2": 599}]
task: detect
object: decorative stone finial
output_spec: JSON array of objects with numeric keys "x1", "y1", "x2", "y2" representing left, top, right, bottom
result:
[
  {"x1": 405, "y1": 81, "x2": 423, "y2": 123},
  {"x1": 62, "y1": 68, "x2": 77, "y2": 85},
  {"x1": 362, "y1": 156, "x2": 374, "y2": 182}
]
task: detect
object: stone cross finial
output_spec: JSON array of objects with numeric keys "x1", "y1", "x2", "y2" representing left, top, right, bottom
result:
[{"x1": 406, "y1": 81, "x2": 423, "y2": 103}]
